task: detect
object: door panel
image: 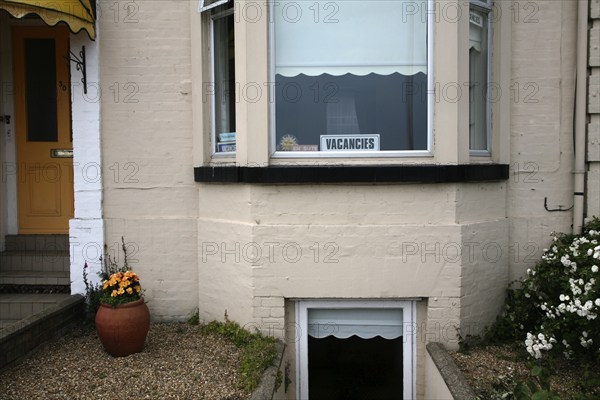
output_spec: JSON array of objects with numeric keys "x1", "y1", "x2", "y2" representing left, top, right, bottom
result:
[{"x1": 13, "y1": 26, "x2": 73, "y2": 234}]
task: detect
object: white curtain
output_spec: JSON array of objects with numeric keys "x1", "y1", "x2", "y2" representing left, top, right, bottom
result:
[
  {"x1": 308, "y1": 308, "x2": 404, "y2": 339},
  {"x1": 275, "y1": 1, "x2": 428, "y2": 76}
]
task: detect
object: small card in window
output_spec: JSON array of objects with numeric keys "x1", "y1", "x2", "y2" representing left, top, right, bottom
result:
[
  {"x1": 320, "y1": 135, "x2": 380, "y2": 151},
  {"x1": 217, "y1": 141, "x2": 236, "y2": 153}
]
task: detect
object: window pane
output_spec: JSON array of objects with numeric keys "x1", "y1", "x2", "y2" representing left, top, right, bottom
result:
[
  {"x1": 213, "y1": 11, "x2": 236, "y2": 153},
  {"x1": 469, "y1": 9, "x2": 489, "y2": 151},
  {"x1": 25, "y1": 38, "x2": 58, "y2": 142},
  {"x1": 274, "y1": 1, "x2": 428, "y2": 153}
]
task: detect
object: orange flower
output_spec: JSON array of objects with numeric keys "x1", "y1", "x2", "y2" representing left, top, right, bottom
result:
[
  {"x1": 135, "y1": 286, "x2": 141, "y2": 293},
  {"x1": 126, "y1": 287, "x2": 133, "y2": 295},
  {"x1": 111, "y1": 290, "x2": 118, "y2": 297}
]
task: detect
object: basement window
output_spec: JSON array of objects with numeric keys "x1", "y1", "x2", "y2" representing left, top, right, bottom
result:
[{"x1": 296, "y1": 300, "x2": 416, "y2": 399}]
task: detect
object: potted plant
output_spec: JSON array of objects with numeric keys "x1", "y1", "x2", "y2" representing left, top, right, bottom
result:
[{"x1": 94, "y1": 238, "x2": 150, "y2": 357}]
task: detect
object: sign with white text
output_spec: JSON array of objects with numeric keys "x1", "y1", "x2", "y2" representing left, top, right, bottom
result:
[{"x1": 320, "y1": 135, "x2": 380, "y2": 152}]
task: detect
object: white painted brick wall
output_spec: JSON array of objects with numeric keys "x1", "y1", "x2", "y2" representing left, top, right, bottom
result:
[{"x1": 70, "y1": 29, "x2": 104, "y2": 294}]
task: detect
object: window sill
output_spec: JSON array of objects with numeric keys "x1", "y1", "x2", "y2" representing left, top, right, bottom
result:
[{"x1": 194, "y1": 164, "x2": 509, "y2": 184}]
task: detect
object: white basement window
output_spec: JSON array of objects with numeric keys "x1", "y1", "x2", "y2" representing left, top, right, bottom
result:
[
  {"x1": 297, "y1": 300, "x2": 416, "y2": 399},
  {"x1": 271, "y1": 0, "x2": 432, "y2": 157}
]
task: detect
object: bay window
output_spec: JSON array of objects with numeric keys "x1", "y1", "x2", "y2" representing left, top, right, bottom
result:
[
  {"x1": 204, "y1": 0, "x2": 236, "y2": 155},
  {"x1": 272, "y1": 1, "x2": 431, "y2": 157},
  {"x1": 469, "y1": 0, "x2": 493, "y2": 153}
]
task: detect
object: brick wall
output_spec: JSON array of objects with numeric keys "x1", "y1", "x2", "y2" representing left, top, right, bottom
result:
[{"x1": 100, "y1": 1, "x2": 198, "y2": 321}]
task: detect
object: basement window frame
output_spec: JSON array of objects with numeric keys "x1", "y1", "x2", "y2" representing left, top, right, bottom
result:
[{"x1": 295, "y1": 299, "x2": 416, "y2": 399}]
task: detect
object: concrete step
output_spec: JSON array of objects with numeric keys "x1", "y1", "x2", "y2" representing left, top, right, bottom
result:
[
  {"x1": 0, "y1": 293, "x2": 72, "y2": 322},
  {"x1": 5, "y1": 234, "x2": 69, "y2": 252},
  {"x1": 0, "y1": 250, "x2": 70, "y2": 273},
  {"x1": 0, "y1": 294, "x2": 84, "y2": 369},
  {"x1": 0, "y1": 319, "x2": 20, "y2": 330},
  {"x1": 0, "y1": 270, "x2": 70, "y2": 286}
]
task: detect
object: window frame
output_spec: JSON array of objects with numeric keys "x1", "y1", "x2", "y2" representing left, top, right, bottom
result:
[
  {"x1": 268, "y1": 0, "x2": 434, "y2": 159},
  {"x1": 296, "y1": 299, "x2": 416, "y2": 399},
  {"x1": 469, "y1": 0, "x2": 494, "y2": 156},
  {"x1": 209, "y1": 3, "x2": 236, "y2": 158},
  {"x1": 198, "y1": 0, "x2": 229, "y2": 13}
]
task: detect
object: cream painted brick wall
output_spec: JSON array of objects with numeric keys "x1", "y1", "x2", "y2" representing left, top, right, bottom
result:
[
  {"x1": 196, "y1": 180, "x2": 511, "y2": 350},
  {"x1": 508, "y1": 0, "x2": 577, "y2": 281},
  {"x1": 197, "y1": 217, "x2": 254, "y2": 326},
  {"x1": 104, "y1": 218, "x2": 198, "y2": 321},
  {"x1": 100, "y1": 1, "x2": 197, "y2": 321},
  {"x1": 459, "y1": 220, "x2": 509, "y2": 336}
]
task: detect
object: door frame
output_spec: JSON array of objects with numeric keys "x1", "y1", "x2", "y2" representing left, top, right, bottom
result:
[
  {"x1": 296, "y1": 299, "x2": 416, "y2": 399},
  {"x1": 0, "y1": 13, "x2": 105, "y2": 296},
  {"x1": 13, "y1": 24, "x2": 74, "y2": 234}
]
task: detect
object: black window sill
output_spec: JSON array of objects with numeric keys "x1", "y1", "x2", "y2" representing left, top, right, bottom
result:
[{"x1": 194, "y1": 164, "x2": 509, "y2": 184}]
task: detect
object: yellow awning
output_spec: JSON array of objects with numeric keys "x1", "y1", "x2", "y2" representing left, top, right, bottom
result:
[{"x1": 0, "y1": 0, "x2": 95, "y2": 40}]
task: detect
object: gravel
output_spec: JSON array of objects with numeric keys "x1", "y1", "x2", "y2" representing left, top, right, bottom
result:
[
  {"x1": 450, "y1": 343, "x2": 600, "y2": 399},
  {"x1": 0, "y1": 323, "x2": 250, "y2": 400}
]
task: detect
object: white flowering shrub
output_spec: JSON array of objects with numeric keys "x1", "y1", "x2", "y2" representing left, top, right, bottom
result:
[{"x1": 488, "y1": 217, "x2": 600, "y2": 361}]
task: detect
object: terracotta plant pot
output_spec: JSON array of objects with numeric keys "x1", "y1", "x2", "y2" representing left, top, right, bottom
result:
[{"x1": 95, "y1": 298, "x2": 150, "y2": 357}]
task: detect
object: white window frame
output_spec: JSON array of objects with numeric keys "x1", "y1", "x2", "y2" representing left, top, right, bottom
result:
[
  {"x1": 469, "y1": 0, "x2": 493, "y2": 156},
  {"x1": 268, "y1": 1, "x2": 434, "y2": 159},
  {"x1": 209, "y1": 4, "x2": 236, "y2": 158},
  {"x1": 296, "y1": 299, "x2": 416, "y2": 399},
  {"x1": 198, "y1": 0, "x2": 229, "y2": 13}
]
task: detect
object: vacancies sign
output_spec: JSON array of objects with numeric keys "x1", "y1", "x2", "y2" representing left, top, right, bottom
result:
[{"x1": 320, "y1": 135, "x2": 380, "y2": 152}]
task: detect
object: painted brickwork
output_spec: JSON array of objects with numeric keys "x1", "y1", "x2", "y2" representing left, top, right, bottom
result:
[{"x1": 99, "y1": 1, "x2": 198, "y2": 321}]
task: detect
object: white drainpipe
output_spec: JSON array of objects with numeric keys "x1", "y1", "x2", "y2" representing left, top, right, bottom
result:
[{"x1": 573, "y1": 0, "x2": 589, "y2": 234}]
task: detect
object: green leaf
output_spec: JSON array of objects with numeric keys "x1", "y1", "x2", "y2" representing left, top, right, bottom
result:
[
  {"x1": 527, "y1": 380, "x2": 539, "y2": 394},
  {"x1": 531, "y1": 365, "x2": 543, "y2": 377},
  {"x1": 514, "y1": 383, "x2": 530, "y2": 400},
  {"x1": 532, "y1": 390, "x2": 550, "y2": 400}
]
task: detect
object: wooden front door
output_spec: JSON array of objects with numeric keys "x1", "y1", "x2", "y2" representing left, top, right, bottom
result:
[{"x1": 13, "y1": 26, "x2": 73, "y2": 234}]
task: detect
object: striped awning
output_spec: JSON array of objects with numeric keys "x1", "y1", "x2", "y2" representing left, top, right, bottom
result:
[{"x1": 0, "y1": 0, "x2": 95, "y2": 40}]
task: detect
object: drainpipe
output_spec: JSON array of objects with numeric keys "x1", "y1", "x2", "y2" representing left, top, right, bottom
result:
[{"x1": 573, "y1": 0, "x2": 589, "y2": 234}]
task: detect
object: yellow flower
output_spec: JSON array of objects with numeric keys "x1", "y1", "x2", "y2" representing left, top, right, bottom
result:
[
  {"x1": 103, "y1": 281, "x2": 109, "y2": 289},
  {"x1": 135, "y1": 286, "x2": 141, "y2": 293},
  {"x1": 117, "y1": 287, "x2": 125, "y2": 295},
  {"x1": 126, "y1": 287, "x2": 133, "y2": 295},
  {"x1": 120, "y1": 279, "x2": 130, "y2": 288},
  {"x1": 111, "y1": 290, "x2": 118, "y2": 297}
]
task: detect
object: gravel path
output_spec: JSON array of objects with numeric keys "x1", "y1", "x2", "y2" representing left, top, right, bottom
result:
[{"x1": 0, "y1": 323, "x2": 249, "y2": 400}]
